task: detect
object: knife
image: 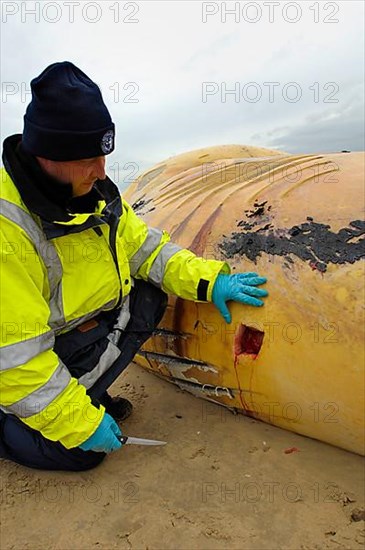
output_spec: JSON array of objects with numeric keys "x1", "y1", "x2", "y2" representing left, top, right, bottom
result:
[{"x1": 118, "y1": 435, "x2": 167, "y2": 446}]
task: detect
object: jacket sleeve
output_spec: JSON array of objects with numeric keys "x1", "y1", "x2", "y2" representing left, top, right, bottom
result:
[
  {"x1": 0, "y1": 224, "x2": 104, "y2": 449},
  {"x1": 117, "y1": 198, "x2": 231, "y2": 301}
]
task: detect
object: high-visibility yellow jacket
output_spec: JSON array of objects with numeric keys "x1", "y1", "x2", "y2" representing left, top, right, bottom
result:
[{"x1": 0, "y1": 151, "x2": 230, "y2": 449}]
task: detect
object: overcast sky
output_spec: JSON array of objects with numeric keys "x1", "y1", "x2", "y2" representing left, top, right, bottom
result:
[{"x1": 1, "y1": 0, "x2": 364, "y2": 189}]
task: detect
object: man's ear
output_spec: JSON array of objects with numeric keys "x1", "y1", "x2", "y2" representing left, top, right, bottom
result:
[
  {"x1": 36, "y1": 156, "x2": 59, "y2": 181},
  {"x1": 36, "y1": 156, "x2": 49, "y2": 171}
]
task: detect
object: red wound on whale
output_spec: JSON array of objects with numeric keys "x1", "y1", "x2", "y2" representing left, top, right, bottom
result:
[{"x1": 234, "y1": 324, "x2": 264, "y2": 357}]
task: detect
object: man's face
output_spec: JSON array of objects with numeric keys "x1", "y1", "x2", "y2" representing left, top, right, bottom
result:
[{"x1": 36, "y1": 156, "x2": 106, "y2": 197}]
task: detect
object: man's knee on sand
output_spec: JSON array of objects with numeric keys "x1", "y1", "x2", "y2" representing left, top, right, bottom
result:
[{"x1": 0, "y1": 410, "x2": 106, "y2": 472}]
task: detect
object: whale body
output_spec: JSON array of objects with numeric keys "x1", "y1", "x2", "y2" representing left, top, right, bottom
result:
[{"x1": 124, "y1": 145, "x2": 365, "y2": 456}]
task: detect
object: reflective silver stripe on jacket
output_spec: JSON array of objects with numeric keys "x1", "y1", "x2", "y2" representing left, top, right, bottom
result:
[
  {"x1": 1, "y1": 361, "x2": 71, "y2": 418},
  {"x1": 0, "y1": 331, "x2": 55, "y2": 371},
  {"x1": 107, "y1": 295, "x2": 131, "y2": 345},
  {"x1": 77, "y1": 342, "x2": 121, "y2": 390},
  {"x1": 129, "y1": 227, "x2": 163, "y2": 276},
  {"x1": 54, "y1": 299, "x2": 118, "y2": 336},
  {"x1": 78, "y1": 296, "x2": 131, "y2": 389},
  {"x1": 0, "y1": 299, "x2": 120, "y2": 373},
  {"x1": 148, "y1": 242, "x2": 182, "y2": 287},
  {"x1": 0, "y1": 199, "x2": 65, "y2": 328},
  {"x1": 1, "y1": 198, "x2": 130, "y2": 391}
]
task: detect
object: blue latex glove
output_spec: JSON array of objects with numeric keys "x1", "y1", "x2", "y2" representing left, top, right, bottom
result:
[
  {"x1": 212, "y1": 273, "x2": 268, "y2": 324},
  {"x1": 79, "y1": 412, "x2": 123, "y2": 453}
]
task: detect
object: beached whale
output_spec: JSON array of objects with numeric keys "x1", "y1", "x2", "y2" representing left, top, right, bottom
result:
[{"x1": 124, "y1": 145, "x2": 365, "y2": 456}]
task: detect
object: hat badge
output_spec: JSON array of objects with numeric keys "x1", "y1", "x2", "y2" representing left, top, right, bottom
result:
[{"x1": 101, "y1": 130, "x2": 114, "y2": 154}]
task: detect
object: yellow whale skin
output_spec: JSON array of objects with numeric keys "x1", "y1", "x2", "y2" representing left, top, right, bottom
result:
[{"x1": 124, "y1": 145, "x2": 365, "y2": 456}]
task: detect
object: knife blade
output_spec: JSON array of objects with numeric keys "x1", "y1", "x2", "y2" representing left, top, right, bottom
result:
[{"x1": 118, "y1": 435, "x2": 167, "y2": 446}]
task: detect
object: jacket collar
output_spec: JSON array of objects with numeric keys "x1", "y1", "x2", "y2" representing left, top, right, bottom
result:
[{"x1": 2, "y1": 134, "x2": 122, "y2": 226}]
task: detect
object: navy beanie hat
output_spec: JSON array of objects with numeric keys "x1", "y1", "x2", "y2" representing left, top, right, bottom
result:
[{"x1": 22, "y1": 61, "x2": 115, "y2": 161}]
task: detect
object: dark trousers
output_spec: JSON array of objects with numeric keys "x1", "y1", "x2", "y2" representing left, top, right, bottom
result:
[{"x1": 0, "y1": 280, "x2": 167, "y2": 472}]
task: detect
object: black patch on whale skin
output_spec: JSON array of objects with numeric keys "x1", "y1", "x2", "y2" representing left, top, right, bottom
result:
[
  {"x1": 219, "y1": 219, "x2": 365, "y2": 272},
  {"x1": 131, "y1": 197, "x2": 156, "y2": 216}
]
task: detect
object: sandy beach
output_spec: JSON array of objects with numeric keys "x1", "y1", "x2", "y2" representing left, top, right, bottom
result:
[{"x1": 1, "y1": 362, "x2": 364, "y2": 550}]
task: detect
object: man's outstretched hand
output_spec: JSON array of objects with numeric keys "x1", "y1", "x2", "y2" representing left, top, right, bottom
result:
[{"x1": 212, "y1": 273, "x2": 268, "y2": 324}]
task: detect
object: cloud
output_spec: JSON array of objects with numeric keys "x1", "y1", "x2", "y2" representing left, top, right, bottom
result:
[
  {"x1": 1, "y1": 0, "x2": 364, "y2": 176},
  {"x1": 253, "y1": 93, "x2": 364, "y2": 154}
]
